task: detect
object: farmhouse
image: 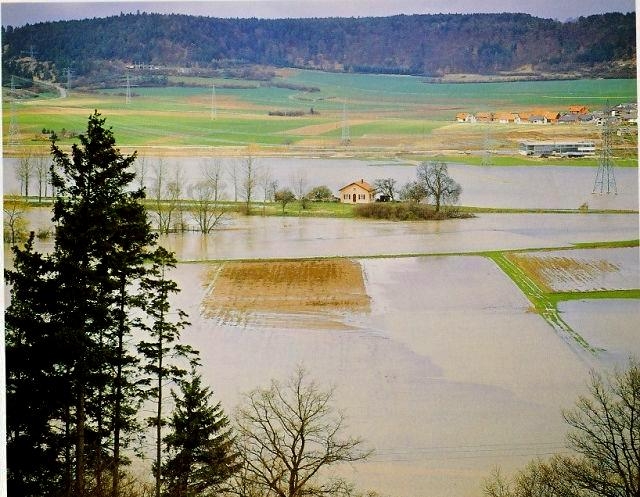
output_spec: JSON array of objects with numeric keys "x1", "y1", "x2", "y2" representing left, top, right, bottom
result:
[
  {"x1": 455, "y1": 112, "x2": 476, "y2": 123},
  {"x1": 339, "y1": 179, "x2": 376, "y2": 203},
  {"x1": 569, "y1": 105, "x2": 589, "y2": 114},
  {"x1": 519, "y1": 140, "x2": 596, "y2": 157}
]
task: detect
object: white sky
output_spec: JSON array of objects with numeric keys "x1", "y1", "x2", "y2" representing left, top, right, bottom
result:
[{"x1": 1, "y1": 0, "x2": 636, "y2": 27}]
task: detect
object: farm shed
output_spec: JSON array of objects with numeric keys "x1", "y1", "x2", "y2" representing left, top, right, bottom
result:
[
  {"x1": 339, "y1": 179, "x2": 376, "y2": 203},
  {"x1": 519, "y1": 140, "x2": 595, "y2": 157}
]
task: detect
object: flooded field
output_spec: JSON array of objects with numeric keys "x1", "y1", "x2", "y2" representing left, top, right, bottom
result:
[
  {"x1": 560, "y1": 299, "x2": 640, "y2": 367},
  {"x1": 3, "y1": 156, "x2": 639, "y2": 210},
  {"x1": 160, "y1": 212, "x2": 638, "y2": 261},
  {"x1": 201, "y1": 259, "x2": 370, "y2": 329},
  {"x1": 169, "y1": 255, "x2": 598, "y2": 497},
  {"x1": 508, "y1": 247, "x2": 639, "y2": 292},
  {"x1": 4, "y1": 156, "x2": 638, "y2": 496}
]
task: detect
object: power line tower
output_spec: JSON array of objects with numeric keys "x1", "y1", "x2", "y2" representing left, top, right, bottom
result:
[
  {"x1": 341, "y1": 101, "x2": 350, "y2": 145},
  {"x1": 211, "y1": 82, "x2": 217, "y2": 120},
  {"x1": 592, "y1": 109, "x2": 617, "y2": 195},
  {"x1": 8, "y1": 75, "x2": 20, "y2": 147},
  {"x1": 481, "y1": 122, "x2": 493, "y2": 166}
]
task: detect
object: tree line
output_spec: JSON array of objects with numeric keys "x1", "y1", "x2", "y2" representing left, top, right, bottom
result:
[
  {"x1": 2, "y1": 12, "x2": 635, "y2": 83},
  {"x1": 5, "y1": 111, "x2": 370, "y2": 497}
]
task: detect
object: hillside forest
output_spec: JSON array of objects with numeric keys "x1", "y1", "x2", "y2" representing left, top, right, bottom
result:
[{"x1": 1, "y1": 11, "x2": 636, "y2": 88}]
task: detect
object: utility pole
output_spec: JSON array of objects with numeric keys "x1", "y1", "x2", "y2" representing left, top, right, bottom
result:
[
  {"x1": 8, "y1": 75, "x2": 20, "y2": 147},
  {"x1": 481, "y1": 109, "x2": 493, "y2": 166},
  {"x1": 211, "y1": 82, "x2": 217, "y2": 120},
  {"x1": 341, "y1": 100, "x2": 350, "y2": 145},
  {"x1": 125, "y1": 73, "x2": 132, "y2": 104}
]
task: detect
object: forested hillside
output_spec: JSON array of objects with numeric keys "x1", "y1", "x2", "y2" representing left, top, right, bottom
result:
[{"x1": 1, "y1": 11, "x2": 636, "y2": 84}]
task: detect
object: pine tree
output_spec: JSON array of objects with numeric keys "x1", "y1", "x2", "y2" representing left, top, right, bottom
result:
[
  {"x1": 4, "y1": 234, "x2": 66, "y2": 497},
  {"x1": 137, "y1": 246, "x2": 198, "y2": 497},
  {"x1": 162, "y1": 371, "x2": 241, "y2": 497},
  {"x1": 49, "y1": 110, "x2": 156, "y2": 496}
]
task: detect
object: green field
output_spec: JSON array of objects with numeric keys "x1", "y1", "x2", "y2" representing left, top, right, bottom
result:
[{"x1": 4, "y1": 69, "x2": 637, "y2": 158}]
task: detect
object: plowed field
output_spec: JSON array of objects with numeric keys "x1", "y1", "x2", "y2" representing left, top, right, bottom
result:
[{"x1": 201, "y1": 259, "x2": 370, "y2": 328}]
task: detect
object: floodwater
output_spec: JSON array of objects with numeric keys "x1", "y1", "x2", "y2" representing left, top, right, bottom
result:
[
  {"x1": 169, "y1": 256, "x2": 596, "y2": 497},
  {"x1": 3, "y1": 156, "x2": 638, "y2": 210},
  {"x1": 560, "y1": 299, "x2": 640, "y2": 367},
  {"x1": 161, "y1": 212, "x2": 638, "y2": 260},
  {"x1": 4, "y1": 159, "x2": 639, "y2": 496}
]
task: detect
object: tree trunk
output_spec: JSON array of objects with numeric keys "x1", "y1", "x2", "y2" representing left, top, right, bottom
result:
[
  {"x1": 155, "y1": 328, "x2": 163, "y2": 497},
  {"x1": 76, "y1": 383, "x2": 86, "y2": 497},
  {"x1": 112, "y1": 279, "x2": 126, "y2": 497}
]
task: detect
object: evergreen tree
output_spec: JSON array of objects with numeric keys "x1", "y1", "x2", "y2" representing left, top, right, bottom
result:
[
  {"x1": 4, "y1": 234, "x2": 65, "y2": 497},
  {"x1": 49, "y1": 109, "x2": 155, "y2": 496},
  {"x1": 5, "y1": 110, "x2": 199, "y2": 497},
  {"x1": 137, "y1": 246, "x2": 199, "y2": 497},
  {"x1": 162, "y1": 371, "x2": 241, "y2": 497}
]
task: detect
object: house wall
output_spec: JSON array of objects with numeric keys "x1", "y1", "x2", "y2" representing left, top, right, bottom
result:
[{"x1": 339, "y1": 185, "x2": 375, "y2": 203}]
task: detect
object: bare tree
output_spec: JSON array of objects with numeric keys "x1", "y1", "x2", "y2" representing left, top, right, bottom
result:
[
  {"x1": 259, "y1": 166, "x2": 278, "y2": 215},
  {"x1": 482, "y1": 358, "x2": 640, "y2": 497},
  {"x1": 3, "y1": 195, "x2": 28, "y2": 244},
  {"x1": 373, "y1": 178, "x2": 397, "y2": 202},
  {"x1": 187, "y1": 159, "x2": 227, "y2": 233},
  {"x1": 240, "y1": 154, "x2": 258, "y2": 214},
  {"x1": 33, "y1": 150, "x2": 50, "y2": 203},
  {"x1": 189, "y1": 180, "x2": 226, "y2": 233},
  {"x1": 134, "y1": 155, "x2": 148, "y2": 192},
  {"x1": 151, "y1": 160, "x2": 185, "y2": 232},
  {"x1": 416, "y1": 161, "x2": 461, "y2": 212},
  {"x1": 228, "y1": 160, "x2": 240, "y2": 202},
  {"x1": 15, "y1": 151, "x2": 34, "y2": 197},
  {"x1": 233, "y1": 367, "x2": 371, "y2": 497},
  {"x1": 399, "y1": 181, "x2": 427, "y2": 203},
  {"x1": 202, "y1": 158, "x2": 226, "y2": 203},
  {"x1": 151, "y1": 158, "x2": 169, "y2": 232},
  {"x1": 166, "y1": 166, "x2": 185, "y2": 231},
  {"x1": 562, "y1": 358, "x2": 640, "y2": 497},
  {"x1": 291, "y1": 171, "x2": 309, "y2": 210}
]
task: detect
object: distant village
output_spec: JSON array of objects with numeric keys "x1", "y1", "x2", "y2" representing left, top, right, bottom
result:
[{"x1": 455, "y1": 102, "x2": 638, "y2": 125}]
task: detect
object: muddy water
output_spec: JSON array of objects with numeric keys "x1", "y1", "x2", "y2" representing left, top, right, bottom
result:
[
  {"x1": 3, "y1": 157, "x2": 638, "y2": 210},
  {"x1": 170, "y1": 256, "x2": 593, "y2": 497},
  {"x1": 5, "y1": 157, "x2": 638, "y2": 495},
  {"x1": 560, "y1": 299, "x2": 640, "y2": 367},
  {"x1": 160, "y1": 213, "x2": 638, "y2": 260}
]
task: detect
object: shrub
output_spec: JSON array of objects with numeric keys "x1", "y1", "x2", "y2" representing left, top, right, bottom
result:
[{"x1": 355, "y1": 202, "x2": 472, "y2": 221}]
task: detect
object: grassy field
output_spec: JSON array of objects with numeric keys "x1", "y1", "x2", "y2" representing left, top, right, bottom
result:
[
  {"x1": 3, "y1": 69, "x2": 637, "y2": 160},
  {"x1": 485, "y1": 239, "x2": 640, "y2": 353}
]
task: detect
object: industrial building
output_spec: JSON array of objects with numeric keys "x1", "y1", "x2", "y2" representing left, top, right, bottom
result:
[{"x1": 519, "y1": 140, "x2": 596, "y2": 157}]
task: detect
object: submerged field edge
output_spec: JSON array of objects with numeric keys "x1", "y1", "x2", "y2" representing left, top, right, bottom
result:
[
  {"x1": 549, "y1": 289, "x2": 640, "y2": 303},
  {"x1": 177, "y1": 238, "x2": 639, "y2": 264},
  {"x1": 485, "y1": 251, "x2": 599, "y2": 354}
]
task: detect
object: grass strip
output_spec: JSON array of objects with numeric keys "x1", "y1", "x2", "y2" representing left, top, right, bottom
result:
[
  {"x1": 548, "y1": 289, "x2": 640, "y2": 304},
  {"x1": 486, "y1": 251, "x2": 597, "y2": 353},
  {"x1": 571, "y1": 239, "x2": 639, "y2": 249}
]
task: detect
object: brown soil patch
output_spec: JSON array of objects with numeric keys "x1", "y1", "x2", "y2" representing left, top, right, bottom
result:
[
  {"x1": 201, "y1": 259, "x2": 371, "y2": 329},
  {"x1": 507, "y1": 253, "x2": 619, "y2": 292}
]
